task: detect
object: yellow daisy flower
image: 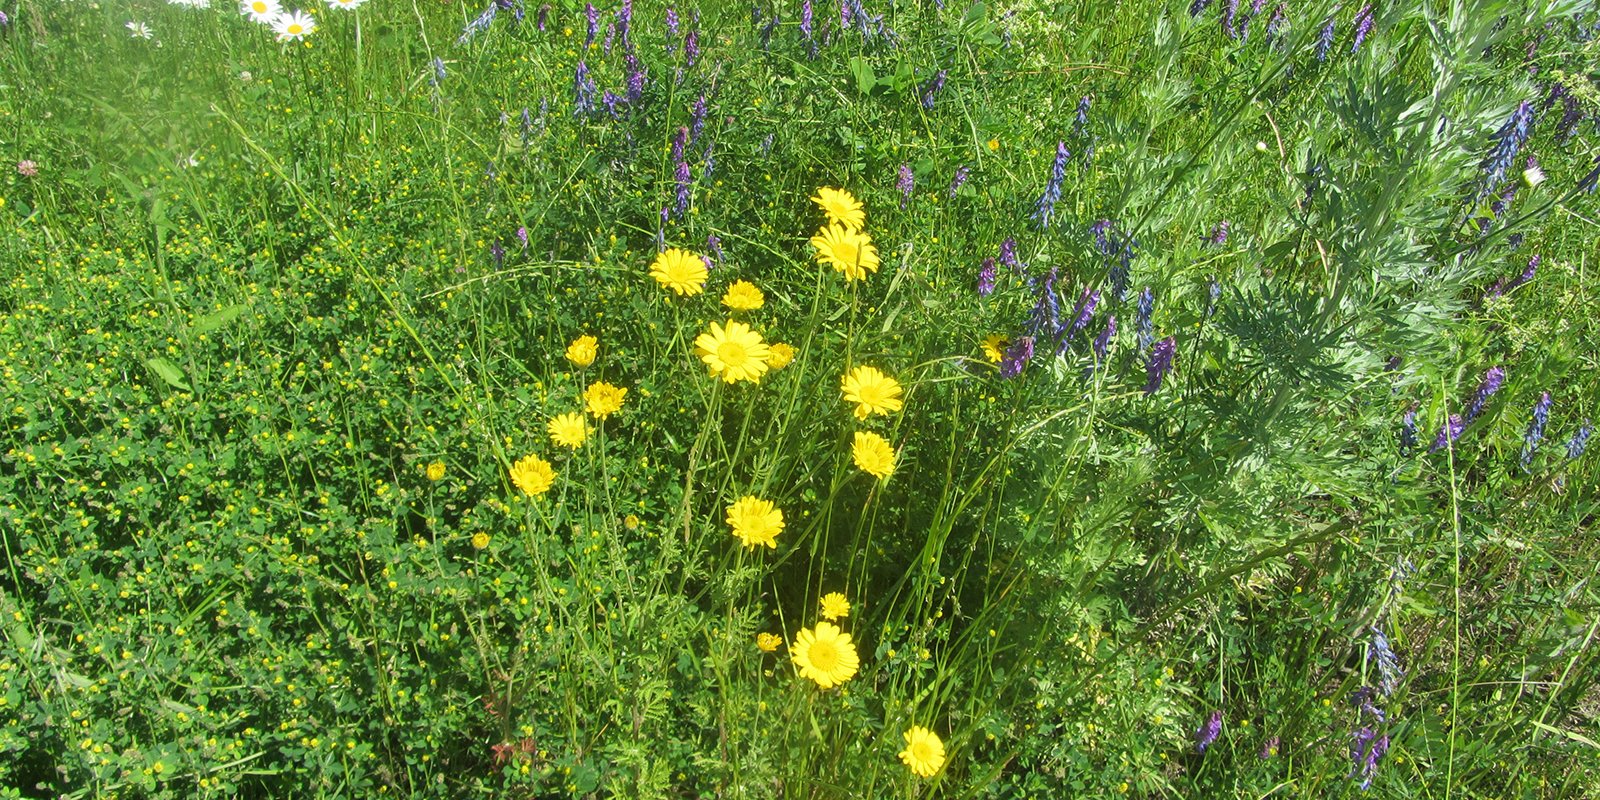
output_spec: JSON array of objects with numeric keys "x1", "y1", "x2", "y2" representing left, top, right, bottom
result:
[
  {"x1": 981, "y1": 334, "x2": 1008, "y2": 364},
  {"x1": 509, "y1": 454, "x2": 556, "y2": 497},
  {"x1": 841, "y1": 366, "x2": 904, "y2": 419},
  {"x1": 756, "y1": 632, "x2": 783, "y2": 652},
  {"x1": 547, "y1": 412, "x2": 589, "y2": 449},
  {"x1": 820, "y1": 592, "x2": 850, "y2": 621},
  {"x1": 727, "y1": 495, "x2": 784, "y2": 549},
  {"x1": 721, "y1": 279, "x2": 765, "y2": 310},
  {"x1": 425, "y1": 461, "x2": 446, "y2": 481},
  {"x1": 791, "y1": 621, "x2": 859, "y2": 689},
  {"x1": 649, "y1": 248, "x2": 709, "y2": 296},
  {"x1": 852, "y1": 431, "x2": 896, "y2": 479},
  {"x1": 810, "y1": 187, "x2": 866, "y2": 231},
  {"x1": 566, "y1": 334, "x2": 598, "y2": 367},
  {"x1": 898, "y1": 726, "x2": 946, "y2": 778},
  {"x1": 767, "y1": 342, "x2": 796, "y2": 370},
  {"x1": 694, "y1": 320, "x2": 771, "y2": 384},
  {"x1": 810, "y1": 223, "x2": 881, "y2": 282},
  {"x1": 584, "y1": 381, "x2": 627, "y2": 418},
  {"x1": 471, "y1": 532, "x2": 491, "y2": 550}
]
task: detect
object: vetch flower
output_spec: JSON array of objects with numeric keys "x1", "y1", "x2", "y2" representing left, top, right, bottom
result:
[
  {"x1": 810, "y1": 224, "x2": 881, "y2": 282},
  {"x1": 1316, "y1": 16, "x2": 1336, "y2": 62},
  {"x1": 1479, "y1": 101, "x2": 1534, "y2": 201},
  {"x1": 919, "y1": 69, "x2": 948, "y2": 110},
  {"x1": 1195, "y1": 710, "x2": 1223, "y2": 753},
  {"x1": 272, "y1": 10, "x2": 315, "y2": 40},
  {"x1": 1073, "y1": 95, "x2": 1093, "y2": 138},
  {"x1": 1086, "y1": 316, "x2": 1117, "y2": 380},
  {"x1": 649, "y1": 247, "x2": 709, "y2": 296},
  {"x1": 1463, "y1": 366, "x2": 1504, "y2": 423},
  {"x1": 819, "y1": 592, "x2": 852, "y2": 620},
  {"x1": 1429, "y1": 414, "x2": 1464, "y2": 453},
  {"x1": 1568, "y1": 421, "x2": 1593, "y2": 459},
  {"x1": 852, "y1": 431, "x2": 896, "y2": 479},
  {"x1": 948, "y1": 165, "x2": 970, "y2": 198},
  {"x1": 976, "y1": 257, "x2": 997, "y2": 297},
  {"x1": 1520, "y1": 392, "x2": 1552, "y2": 467},
  {"x1": 1208, "y1": 220, "x2": 1230, "y2": 247},
  {"x1": 1350, "y1": 4, "x2": 1373, "y2": 52},
  {"x1": 756, "y1": 632, "x2": 782, "y2": 652},
  {"x1": 695, "y1": 320, "x2": 772, "y2": 384},
  {"x1": 1145, "y1": 336, "x2": 1176, "y2": 395},
  {"x1": 1136, "y1": 287, "x2": 1155, "y2": 355},
  {"x1": 509, "y1": 454, "x2": 556, "y2": 497},
  {"x1": 566, "y1": 334, "x2": 598, "y2": 368},
  {"x1": 572, "y1": 61, "x2": 598, "y2": 117},
  {"x1": 998, "y1": 237, "x2": 1021, "y2": 271},
  {"x1": 721, "y1": 280, "x2": 764, "y2": 310},
  {"x1": 584, "y1": 382, "x2": 627, "y2": 418},
  {"x1": 1399, "y1": 405, "x2": 1418, "y2": 456},
  {"x1": 897, "y1": 163, "x2": 914, "y2": 209},
  {"x1": 1024, "y1": 267, "x2": 1061, "y2": 339},
  {"x1": 981, "y1": 334, "x2": 1008, "y2": 364},
  {"x1": 584, "y1": 1, "x2": 599, "y2": 47},
  {"x1": 841, "y1": 366, "x2": 904, "y2": 419},
  {"x1": 999, "y1": 336, "x2": 1034, "y2": 379},
  {"x1": 899, "y1": 726, "x2": 946, "y2": 778},
  {"x1": 727, "y1": 496, "x2": 784, "y2": 549},
  {"x1": 767, "y1": 342, "x2": 796, "y2": 370},
  {"x1": 674, "y1": 161, "x2": 693, "y2": 217},
  {"x1": 1350, "y1": 728, "x2": 1389, "y2": 790},
  {"x1": 1368, "y1": 626, "x2": 1403, "y2": 697},
  {"x1": 811, "y1": 187, "x2": 866, "y2": 231},
  {"x1": 791, "y1": 621, "x2": 859, "y2": 688},
  {"x1": 1061, "y1": 287, "x2": 1099, "y2": 353},
  {"x1": 1032, "y1": 141, "x2": 1070, "y2": 229},
  {"x1": 547, "y1": 413, "x2": 589, "y2": 449}
]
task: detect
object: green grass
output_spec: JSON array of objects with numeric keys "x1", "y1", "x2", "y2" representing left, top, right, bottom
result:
[{"x1": 1, "y1": 0, "x2": 1598, "y2": 797}]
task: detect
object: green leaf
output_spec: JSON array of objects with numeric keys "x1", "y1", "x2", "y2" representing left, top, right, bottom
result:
[
  {"x1": 193, "y1": 303, "x2": 246, "y2": 335},
  {"x1": 145, "y1": 357, "x2": 192, "y2": 392},
  {"x1": 849, "y1": 56, "x2": 877, "y2": 95}
]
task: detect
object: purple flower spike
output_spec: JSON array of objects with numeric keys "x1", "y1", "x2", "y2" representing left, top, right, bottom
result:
[
  {"x1": 1316, "y1": 17, "x2": 1336, "y2": 62},
  {"x1": 490, "y1": 241, "x2": 505, "y2": 267},
  {"x1": 1208, "y1": 220, "x2": 1230, "y2": 247},
  {"x1": 920, "y1": 69, "x2": 948, "y2": 110},
  {"x1": 1065, "y1": 286, "x2": 1100, "y2": 341},
  {"x1": 706, "y1": 234, "x2": 723, "y2": 268},
  {"x1": 516, "y1": 226, "x2": 529, "y2": 250},
  {"x1": 1350, "y1": 730, "x2": 1389, "y2": 791},
  {"x1": 898, "y1": 163, "x2": 914, "y2": 209},
  {"x1": 1195, "y1": 710, "x2": 1223, "y2": 754},
  {"x1": 1190, "y1": 0, "x2": 1213, "y2": 16},
  {"x1": 1145, "y1": 336, "x2": 1176, "y2": 396},
  {"x1": 1265, "y1": 3, "x2": 1287, "y2": 46},
  {"x1": 999, "y1": 237, "x2": 1021, "y2": 272},
  {"x1": 1074, "y1": 96, "x2": 1093, "y2": 138},
  {"x1": 1090, "y1": 219, "x2": 1115, "y2": 255},
  {"x1": 1399, "y1": 405, "x2": 1418, "y2": 455},
  {"x1": 1351, "y1": 4, "x2": 1374, "y2": 52},
  {"x1": 1429, "y1": 414, "x2": 1465, "y2": 453},
  {"x1": 1088, "y1": 315, "x2": 1117, "y2": 377},
  {"x1": 1520, "y1": 392, "x2": 1552, "y2": 467},
  {"x1": 584, "y1": 2, "x2": 599, "y2": 47},
  {"x1": 1463, "y1": 366, "x2": 1504, "y2": 423},
  {"x1": 671, "y1": 126, "x2": 688, "y2": 163},
  {"x1": 999, "y1": 336, "x2": 1034, "y2": 379},
  {"x1": 949, "y1": 166, "x2": 970, "y2": 198},
  {"x1": 1032, "y1": 141, "x2": 1070, "y2": 229},
  {"x1": 572, "y1": 61, "x2": 598, "y2": 117},
  {"x1": 1222, "y1": 0, "x2": 1239, "y2": 36},
  {"x1": 1479, "y1": 102, "x2": 1535, "y2": 201},
  {"x1": 800, "y1": 0, "x2": 816, "y2": 57},
  {"x1": 1136, "y1": 287, "x2": 1155, "y2": 354},
  {"x1": 1025, "y1": 267, "x2": 1061, "y2": 339},
  {"x1": 977, "y1": 258, "x2": 997, "y2": 297},
  {"x1": 1569, "y1": 421, "x2": 1593, "y2": 459},
  {"x1": 536, "y1": 3, "x2": 549, "y2": 31},
  {"x1": 674, "y1": 161, "x2": 692, "y2": 216}
]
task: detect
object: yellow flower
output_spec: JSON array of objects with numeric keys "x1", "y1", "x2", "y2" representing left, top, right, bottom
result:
[
  {"x1": 986, "y1": 137, "x2": 1000, "y2": 152},
  {"x1": 898, "y1": 726, "x2": 946, "y2": 778},
  {"x1": 694, "y1": 320, "x2": 771, "y2": 384},
  {"x1": 767, "y1": 342, "x2": 796, "y2": 370},
  {"x1": 584, "y1": 382, "x2": 627, "y2": 418},
  {"x1": 425, "y1": 461, "x2": 446, "y2": 481},
  {"x1": 547, "y1": 412, "x2": 589, "y2": 449},
  {"x1": 649, "y1": 248, "x2": 709, "y2": 296},
  {"x1": 623, "y1": 514, "x2": 641, "y2": 530},
  {"x1": 509, "y1": 454, "x2": 556, "y2": 497},
  {"x1": 791, "y1": 621, "x2": 859, "y2": 689},
  {"x1": 852, "y1": 431, "x2": 896, "y2": 479},
  {"x1": 810, "y1": 223, "x2": 881, "y2": 282},
  {"x1": 721, "y1": 280, "x2": 765, "y2": 310},
  {"x1": 727, "y1": 495, "x2": 784, "y2": 549},
  {"x1": 820, "y1": 592, "x2": 850, "y2": 621},
  {"x1": 566, "y1": 335, "x2": 598, "y2": 368},
  {"x1": 841, "y1": 366, "x2": 904, "y2": 419},
  {"x1": 981, "y1": 335, "x2": 1008, "y2": 364},
  {"x1": 471, "y1": 532, "x2": 491, "y2": 550},
  {"x1": 756, "y1": 633, "x2": 783, "y2": 652},
  {"x1": 810, "y1": 187, "x2": 866, "y2": 231}
]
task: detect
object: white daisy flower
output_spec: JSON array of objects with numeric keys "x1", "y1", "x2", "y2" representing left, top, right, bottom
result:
[
  {"x1": 326, "y1": 0, "x2": 367, "y2": 10},
  {"x1": 272, "y1": 9, "x2": 316, "y2": 40},
  {"x1": 1522, "y1": 165, "x2": 1546, "y2": 189},
  {"x1": 126, "y1": 21, "x2": 154, "y2": 38},
  {"x1": 240, "y1": 0, "x2": 281, "y2": 23}
]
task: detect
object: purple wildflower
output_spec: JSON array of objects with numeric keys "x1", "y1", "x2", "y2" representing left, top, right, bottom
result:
[
  {"x1": 1557, "y1": 93, "x2": 1584, "y2": 143},
  {"x1": 920, "y1": 69, "x2": 948, "y2": 110},
  {"x1": 430, "y1": 57, "x2": 446, "y2": 86},
  {"x1": 1090, "y1": 315, "x2": 1117, "y2": 372},
  {"x1": 1429, "y1": 414, "x2": 1465, "y2": 453},
  {"x1": 490, "y1": 241, "x2": 505, "y2": 267},
  {"x1": 1223, "y1": 0, "x2": 1239, "y2": 36},
  {"x1": 0, "y1": 10, "x2": 9, "y2": 27},
  {"x1": 1136, "y1": 287, "x2": 1155, "y2": 354},
  {"x1": 1074, "y1": 96, "x2": 1092, "y2": 138},
  {"x1": 1110, "y1": 238, "x2": 1136, "y2": 303},
  {"x1": 1399, "y1": 405, "x2": 1418, "y2": 455},
  {"x1": 684, "y1": 29, "x2": 700, "y2": 66},
  {"x1": 1260, "y1": 736, "x2": 1280, "y2": 759},
  {"x1": 601, "y1": 90, "x2": 624, "y2": 119},
  {"x1": 1520, "y1": 392, "x2": 1552, "y2": 467},
  {"x1": 1463, "y1": 366, "x2": 1504, "y2": 423},
  {"x1": 1032, "y1": 141, "x2": 1070, "y2": 229},
  {"x1": 1351, "y1": 4, "x2": 1373, "y2": 53},
  {"x1": 759, "y1": 7, "x2": 778, "y2": 52},
  {"x1": 1350, "y1": 729, "x2": 1389, "y2": 791},
  {"x1": 898, "y1": 163, "x2": 914, "y2": 209},
  {"x1": 1206, "y1": 277, "x2": 1222, "y2": 318},
  {"x1": 1190, "y1": 0, "x2": 1213, "y2": 16},
  {"x1": 1025, "y1": 268, "x2": 1061, "y2": 338},
  {"x1": 1509, "y1": 254, "x2": 1538, "y2": 291},
  {"x1": 459, "y1": 2, "x2": 499, "y2": 45},
  {"x1": 616, "y1": 0, "x2": 632, "y2": 51},
  {"x1": 949, "y1": 166, "x2": 970, "y2": 198},
  {"x1": 1479, "y1": 101, "x2": 1534, "y2": 201},
  {"x1": 1239, "y1": 0, "x2": 1267, "y2": 38},
  {"x1": 706, "y1": 234, "x2": 724, "y2": 267},
  {"x1": 1089, "y1": 219, "x2": 1115, "y2": 255},
  {"x1": 1208, "y1": 220, "x2": 1230, "y2": 247},
  {"x1": 759, "y1": 133, "x2": 774, "y2": 158},
  {"x1": 800, "y1": 0, "x2": 815, "y2": 56},
  {"x1": 572, "y1": 61, "x2": 598, "y2": 117},
  {"x1": 665, "y1": 6, "x2": 679, "y2": 46},
  {"x1": 1569, "y1": 421, "x2": 1593, "y2": 459},
  {"x1": 516, "y1": 226, "x2": 529, "y2": 250},
  {"x1": 585, "y1": 2, "x2": 599, "y2": 47},
  {"x1": 977, "y1": 258, "x2": 997, "y2": 296},
  {"x1": 1063, "y1": 286, "x2": 1099, "y2": 346},
  {"x1": 674, "y1": 161, "x2": 692, "y2": 216},
  {"x1": 1195, "y1": 710, "x2": 1223, "y2": 754},
  {"x1": 655, "y1": 207, "x2": 668, "y2": 251},
  {"x1": 671, "y1": 126, "x2": 688, "y2": 163},
  {"x1": 690, "y1": 96, "x2": 708, "y2": 145},
  {"x1": 1145, "y1": 336, "x2": 1176, "y2": 395},
  {"x1": 625, "y1": 54, "x2": 647, "y2": 104},
  {"x1": 1316, "y1": 16, "x2": 1336, "y2": 62},
  {"x1": 536, "y1": 3, "x2": 549, "y2": 31},
  {"x1": 999, "y1": 238, "x2": 1021, "y2": 272},
  {"x1": 1369, "y1": 628, "x2": 1403, "y2": 696},
  {"x1": 1265, "y1": 3, "x2": 1287, "y2": 46},
  {"x1": 999, "y1": 336, "x2": 1034, "y2": 379},
  {"x1": 702, "y1": 141, "x2": 716, "y2": 182}
]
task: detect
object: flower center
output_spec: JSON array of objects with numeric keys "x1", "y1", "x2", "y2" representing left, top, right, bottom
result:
[
  {"x1": 288, "y1": 23, "x2": 302, "y2": 33},
  {"x1": 252, "y1": 2, "x2": 265, "y2": 10},
  {"x1": 808, "y1": 640, "x2": 838, "y2": 670},
  {"x1": 717, "y1": 341, "x2": 748, "y2": 367},
  {"x1": 833, "y1": 239, "x2": 858, "y2": 265},
  {"x1": 912, "y1": 741, "x2": 934, "y2": 761}
]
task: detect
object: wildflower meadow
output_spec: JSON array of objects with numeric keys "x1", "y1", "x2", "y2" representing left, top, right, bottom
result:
[{"x1": 3, "y1": 0, "x2": 1600, "y2": 796}]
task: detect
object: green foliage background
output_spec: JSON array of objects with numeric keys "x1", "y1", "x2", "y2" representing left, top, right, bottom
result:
[{"x1": 0, "y1": 0, "x2": 1597, "y2": 797}]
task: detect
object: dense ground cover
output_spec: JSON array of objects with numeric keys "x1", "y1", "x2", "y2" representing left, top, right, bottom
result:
[{"x1": 2, "y1": 0, "x2": 1599, "y2": 796}]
